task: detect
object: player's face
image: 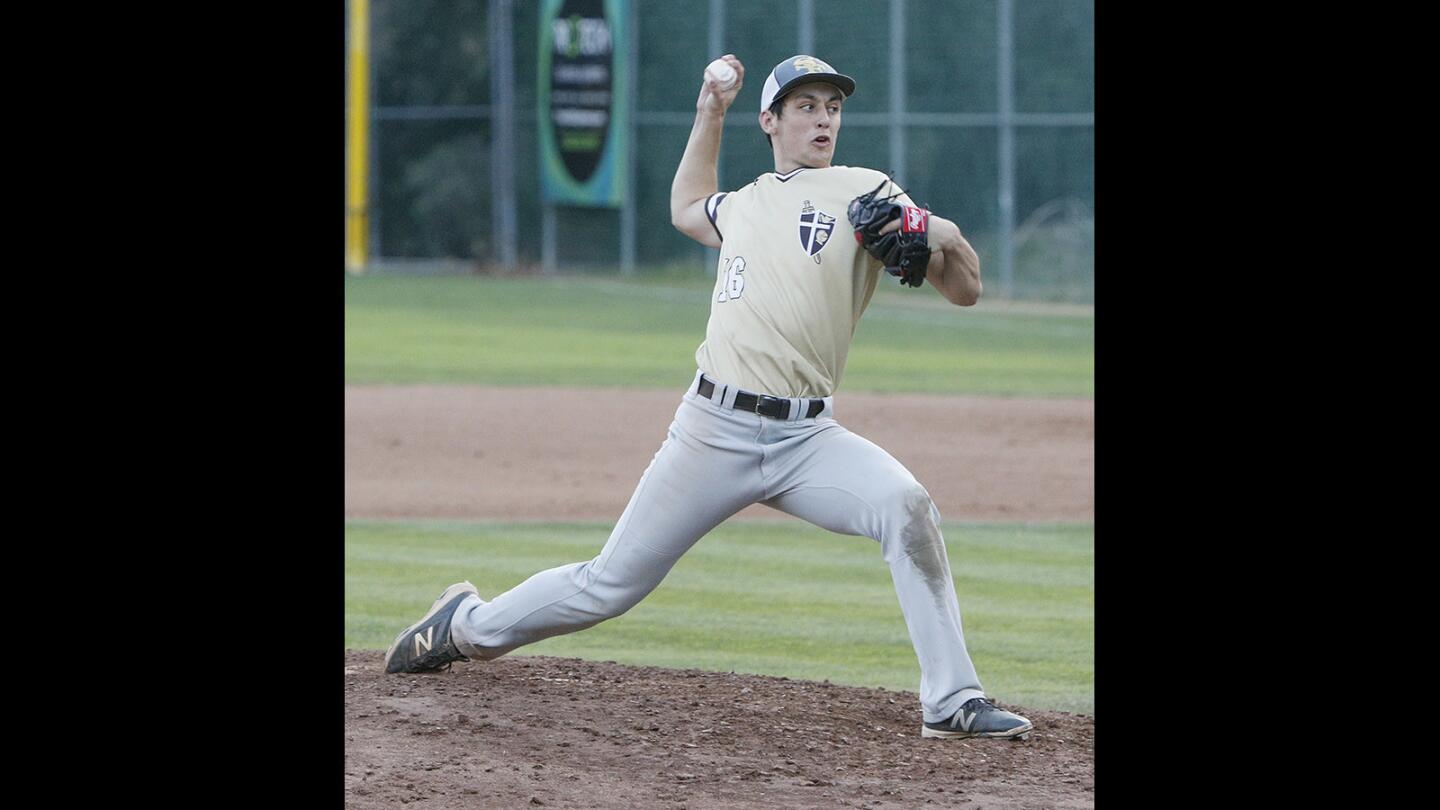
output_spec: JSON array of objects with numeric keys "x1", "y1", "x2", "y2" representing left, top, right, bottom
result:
[{"x1": 769, "y1": 84, "x2": 843, "y2": 169}]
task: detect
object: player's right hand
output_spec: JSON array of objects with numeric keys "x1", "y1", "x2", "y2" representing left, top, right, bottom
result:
[{"x1": 696, "y1": 54, "x2": 744, "y2": 116}]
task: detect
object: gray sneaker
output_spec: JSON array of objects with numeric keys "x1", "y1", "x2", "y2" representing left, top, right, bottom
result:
[
  {"x1": 383, "y1": 581, "x2": 480, "y2": 674},
  {"x1": 921, "y1": 697, "x2": 1033, "y2": 739}
]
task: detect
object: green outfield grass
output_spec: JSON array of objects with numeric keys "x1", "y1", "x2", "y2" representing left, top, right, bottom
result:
[
  {"x1": 344, "y1": 274, "x2": 1093, "y2": 397},
  {"x1": 346, "y1": 518, "x2": 1093, "y2": 715}
]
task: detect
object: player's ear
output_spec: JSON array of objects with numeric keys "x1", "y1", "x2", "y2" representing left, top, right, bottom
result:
[{"x1": 759, "y1": 110, "x2": 774, "y2": 135}]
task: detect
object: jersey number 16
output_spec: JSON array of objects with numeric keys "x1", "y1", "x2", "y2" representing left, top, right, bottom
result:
[{"x1": 717, "y1": 256, "x2": 746, "y2": 303}]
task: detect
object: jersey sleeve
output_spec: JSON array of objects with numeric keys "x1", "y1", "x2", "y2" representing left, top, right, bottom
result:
[{"x1": 704, "y1": 191, "x2": 729, "y2": 242}]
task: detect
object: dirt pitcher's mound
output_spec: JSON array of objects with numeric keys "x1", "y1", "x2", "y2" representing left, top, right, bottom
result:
[{"x1": 345, "y1": 650, "x2": 1094, "y2": 809}]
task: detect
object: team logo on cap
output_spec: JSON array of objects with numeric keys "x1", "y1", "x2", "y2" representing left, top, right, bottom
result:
[
  {"x1": 792, "y1": 56, "x2": 833, "y2": 74},
  {"x1": 798, "y1": 200, "x2": 836, "y2": 261}
]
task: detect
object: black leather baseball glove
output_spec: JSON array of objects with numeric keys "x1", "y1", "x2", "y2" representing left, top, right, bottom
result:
[{"x1": 847, "y1": 177, "x2": 932, "y2": 288}]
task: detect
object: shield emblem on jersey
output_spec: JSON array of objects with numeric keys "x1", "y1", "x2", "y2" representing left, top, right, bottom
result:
[{"x1": 798, "y1": 210, "x2": 836, "y2": 257}]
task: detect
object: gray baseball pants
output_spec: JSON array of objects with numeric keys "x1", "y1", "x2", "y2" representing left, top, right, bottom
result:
[{"x1": 451, "y1": 369, "x2": 986, "y2": 723}]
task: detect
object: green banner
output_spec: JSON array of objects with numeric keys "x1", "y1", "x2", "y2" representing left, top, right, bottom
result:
[{"x1": 538, "y1": 0, "x2": 629, "y2": 207}]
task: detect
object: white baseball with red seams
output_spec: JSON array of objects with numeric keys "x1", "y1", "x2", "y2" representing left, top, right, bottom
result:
[{"x1": 705, "y1": 58, "x2": 737, "y2": 90}]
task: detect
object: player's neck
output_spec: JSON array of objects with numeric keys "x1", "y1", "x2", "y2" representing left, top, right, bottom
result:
[
  {"x1": 773, "y1": 154, "x2": 831, "y2": 174},
  {"x1": 777, "y1": 159, "x2": 835, "y2": 173}
]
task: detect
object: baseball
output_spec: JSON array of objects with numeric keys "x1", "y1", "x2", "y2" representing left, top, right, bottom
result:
[{"x1": 705, "y1": 58, "x2": 737, "y2": 90}]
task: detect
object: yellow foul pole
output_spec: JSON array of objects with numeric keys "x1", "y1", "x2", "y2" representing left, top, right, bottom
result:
[{"x1": 346, "y1": 0, "x2": 370, "y2": 273}]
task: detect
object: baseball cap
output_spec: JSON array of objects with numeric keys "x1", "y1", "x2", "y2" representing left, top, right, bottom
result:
[{"x1": 759, "y1": 55, "x2": 856, "y2": 113}]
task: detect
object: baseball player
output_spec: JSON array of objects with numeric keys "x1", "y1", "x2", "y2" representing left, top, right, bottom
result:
[{"x1": 385, "y1": 54, "x2": 1032, "y2": 741}]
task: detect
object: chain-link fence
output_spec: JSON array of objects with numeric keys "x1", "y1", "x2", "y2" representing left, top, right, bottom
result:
[{"x1": 355, "y1": 0, "x2": 1093, "y2": 302}]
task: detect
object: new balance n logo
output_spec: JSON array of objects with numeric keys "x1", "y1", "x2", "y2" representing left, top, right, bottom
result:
[
  {"x1": 413, "y1": 627, "x2": 434, "y2": 655},
  {"x1": 954, "y1": 710, "x2": 976, "y2": 732}
]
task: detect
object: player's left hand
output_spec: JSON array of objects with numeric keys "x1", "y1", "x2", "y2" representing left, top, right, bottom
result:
[{"x1": 848, "y1": 185, "x2": 932, "y2": 288}]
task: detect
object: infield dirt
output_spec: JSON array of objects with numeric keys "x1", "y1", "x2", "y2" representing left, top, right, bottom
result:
[
  {"x1": 345, "y1": 384, "x2": 1095, "y2": 808},
  {"x1": 345, "y1": 385, "x2": 1093, "y2": 523}
]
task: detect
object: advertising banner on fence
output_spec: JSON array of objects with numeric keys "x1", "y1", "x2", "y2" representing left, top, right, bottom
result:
[{"x1": 538, "y1": 0, "x2": 629, "y2": 207}]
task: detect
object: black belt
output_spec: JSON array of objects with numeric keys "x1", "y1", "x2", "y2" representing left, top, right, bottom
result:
[{"x1": 697, "y1": 375, "x2": 824, "y2": 419}]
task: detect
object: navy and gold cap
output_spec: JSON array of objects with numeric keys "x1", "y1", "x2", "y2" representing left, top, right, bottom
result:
[{"x1": 759, "y1": 55, "x2": 856, "y2": 113}]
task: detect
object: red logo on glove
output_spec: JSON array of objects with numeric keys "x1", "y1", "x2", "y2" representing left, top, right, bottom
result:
[{"x1": 902, "y1": 206, "x2": 929, "y2": 234}]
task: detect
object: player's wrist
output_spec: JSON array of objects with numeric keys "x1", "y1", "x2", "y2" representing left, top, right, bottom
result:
[{"x1": 932, "y1": 217, "x2": 961, "y2": 253}]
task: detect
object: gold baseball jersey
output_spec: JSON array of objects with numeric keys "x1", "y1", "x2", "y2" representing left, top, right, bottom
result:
[{"x1": 696, "y1": 165, "x2": 916, "y2": 398}]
